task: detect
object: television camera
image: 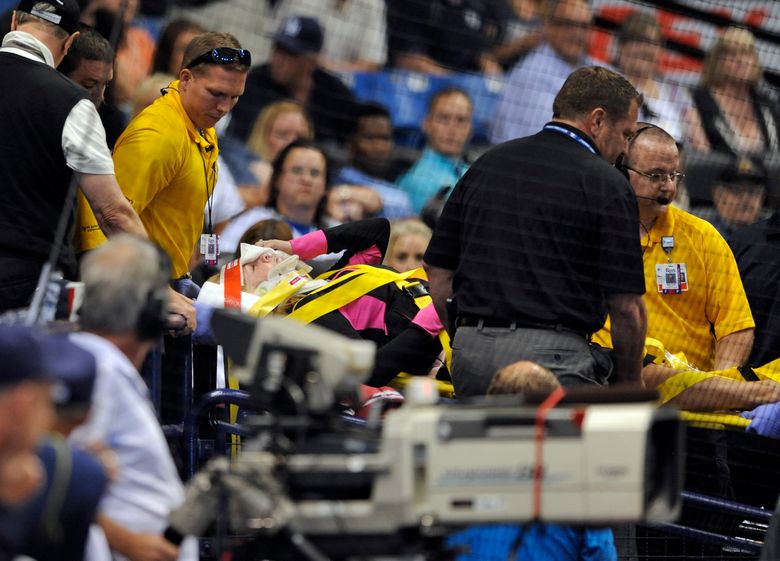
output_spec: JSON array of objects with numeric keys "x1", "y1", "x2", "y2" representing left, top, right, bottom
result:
[{"x1": 167, "y1": 311, "x2": 684, "y2": 560}]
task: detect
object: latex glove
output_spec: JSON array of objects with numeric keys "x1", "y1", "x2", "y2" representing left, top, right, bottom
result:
[{"x1": 741, "y1": 401, "x2": 780, "y2": 438}]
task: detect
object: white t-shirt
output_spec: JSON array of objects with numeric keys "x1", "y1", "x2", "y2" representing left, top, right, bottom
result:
[{"x1": 0, "y1": 31, "x2": 114, "y2": 175}]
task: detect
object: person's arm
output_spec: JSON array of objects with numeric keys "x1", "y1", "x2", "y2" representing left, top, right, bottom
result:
[
  {"x1": 715, "y1": 328, "x2": 754, "y2": 370},
  {"x1": 287, "y1": 218, "x2": 391, "y2": 266},
  {"x1": 607, "y1": 293, "x2": 647, "y2": 384},
  {"x1": 393, "y1": 52, "x2": 450, "y2": 76},
  {"x1": 642, "y1": 363, "x2": 780, "y2": 411},
  {"x1": 79, "y1": 173, "x2": 147, "y2": 238},
  {"x1": 490, "y1": 28, "x2": 543, "y2": 67},
  {"x1": 425, "y1": 263, "x2": 454, "y2": 334},
  {"x1": 98, "y1": 513, "x2": 179, "y2": 561},
  {"x1": 682, "y1": 103, "x2": 710, "y2": 152}
]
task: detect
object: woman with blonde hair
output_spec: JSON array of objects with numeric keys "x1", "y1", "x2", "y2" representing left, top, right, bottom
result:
[
  {"x1": 384, "y1": 219, "x2": 432, "y2": 272},
  {"x1": 243, "y1": 101, "x2": 314, "y2": 200},
  {"x1": 685, "y1": 27, "x2": 780, "y2": 157}
]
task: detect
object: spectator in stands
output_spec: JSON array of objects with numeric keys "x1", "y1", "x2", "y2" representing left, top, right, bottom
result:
[
  {"x1": 490, "y1": 0, "x2": 594, "y2": 144},
  {"x1": 489, "y1": 0, "x2": 543, "y2": 71},
  {"x1": 244, "y1": 100, "x2": 314, "y2": 206},
  {"x1": 396, "y1": 87, "x2": 473, "y2": 214},
  {"x1": 693, "y1": 156, "x2": 768, "y2": 239},
  {"x1": 384, "y1": 218, "x2": 432, "y2": 272},
  {"x1": 168, "y1": 0, "x2": 275, "y2": 66},
  {"x1": 386, "y1": 0, "x2": 501, "y2": 75},
  {"x1": 0, "y1": 0, "x2": 146, "y2": 313},
  {"x1": 595, "y1": 124, "x2": 754, "y2": 374},
  {"x1": 0, "y1": 326, "x2": 56, "y2": 509},
  {"x1": 336, "y1": 102, "x2": 414, "y2": 220},
  {"x1": 9, "y1": 335, "x2": 107, "y2": 561},
  {"x1": 228, "y1": 15, "x2": 356, "y2": 146},
  {"x1": 219, "y1": 139, "x2": 336, "y2": 254},
  {"x1": 81, "y1": 0, "x2": 154, "y2": 112},
  {"x1": 69, "y1": 235, "x2": 196, "y2": 561},
  {"x1": 271, "y1": 0, "x2": 387, "y2": 72},
  {"x1": 59, "y1": 27, "x2": 121, "y2": 256},
  {"x1": 446, "y1": 361, "x2": 618, "y2": 561},
  {"x1": 614, "y1": 11, "x2": 692, "y2": 144},
  {"x1": 78, "y1": 31, "x2": 251, "y2": 335},
  {"x1": 131, "y1": 19, "x2": 205, "y2": 113},
  {"x1": 730, "y1": 207, "x2": 780, "y2": 368},
  {"x1": 59, "y1": 26, "x2": 114, "y2": 107},
  {"x1": 685, "y1": 26, "x2": 780, "y2": 158}
]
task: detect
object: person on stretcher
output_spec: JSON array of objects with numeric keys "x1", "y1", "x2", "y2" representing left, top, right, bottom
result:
[{"x1": 198, "y1": 218, "x2": 446, "y2": 388}]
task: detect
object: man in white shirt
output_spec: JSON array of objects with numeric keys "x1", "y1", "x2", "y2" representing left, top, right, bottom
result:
[
  {"x1": 0, "y1": 0, "x2": 145, "y2": 313},
  {"x1": 69, "y1": 235, "x2": 197, "y2": 561}
]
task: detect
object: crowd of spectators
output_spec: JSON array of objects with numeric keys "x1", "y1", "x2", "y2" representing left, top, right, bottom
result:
[{"x1": 3, "y1": 0, "x2": 780, "y2": 559}]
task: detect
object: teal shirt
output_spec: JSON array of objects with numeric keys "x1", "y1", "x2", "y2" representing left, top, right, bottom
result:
[{"x1": 396, "y1": 148, "x2": 469, "y2": 213}]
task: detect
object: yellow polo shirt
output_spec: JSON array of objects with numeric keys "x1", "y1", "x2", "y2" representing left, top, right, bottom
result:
[
  {"x1": 593, "y1": 205, "x2": 754, "y2": 371},
  {"x1": 75, "y1": 80, "x2": 218, "y2": 278}
]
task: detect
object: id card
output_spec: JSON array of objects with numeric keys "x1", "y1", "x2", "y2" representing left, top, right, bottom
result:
[
  {"x1": 656, "y1": 262, "x2": 688, "y2": 294},
  {"x1": 201, "y1": 234, "x2": 219, "y2": 265}
]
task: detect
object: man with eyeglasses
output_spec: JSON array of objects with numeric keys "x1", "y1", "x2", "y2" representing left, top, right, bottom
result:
[
  {"x1": 594, "y1": 124, "x2": 755, "y2": 374},
  {"x1": 491, "y1": 0, "x2": 595, "y2": 144}
]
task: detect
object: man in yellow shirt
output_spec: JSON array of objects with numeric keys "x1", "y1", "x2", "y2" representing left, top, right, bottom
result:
[
  {"x1": 594, "y1": 124, "x2": 755, "y2": 383},
  {"x1": 78, "y1": 32, "x2": 250, "y2": 331}
]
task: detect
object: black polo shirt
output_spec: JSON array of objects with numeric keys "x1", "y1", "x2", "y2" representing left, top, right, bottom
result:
[
  {"x1": 729, "y1": 211, "x2": 780, "y2": 366},
  {"x1": 425, "y1": 122, "x2": 645, "y2": 335}
]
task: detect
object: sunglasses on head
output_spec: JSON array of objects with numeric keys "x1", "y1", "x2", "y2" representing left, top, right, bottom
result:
[{"x1": 186, "y1": 47, "x2": 252, "y2": 70}]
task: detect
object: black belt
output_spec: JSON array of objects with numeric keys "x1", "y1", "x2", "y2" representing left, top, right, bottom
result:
[{"x1": 456, "y1": 315, "x2": 590, "y2": 339}]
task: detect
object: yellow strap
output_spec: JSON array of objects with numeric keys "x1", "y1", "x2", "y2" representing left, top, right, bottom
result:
[
  {"x1": 246, "y1": 272, "x2": 309, "y2": 317},
  {"x1": 289, "y1": 264, "x2": 453, "y2": 371},
  {"x1": 391, "y1": 372, "x2": 456, "y2": 398},
  {"x1": 226, "y1": 358, "x2": 241, "y2": 458},
  {"x1": 657, "y1": 368, "x2": 743, "y2": 404},
  {"x1": 680, "y1": 411, "x2": 751, "y2": 430},
  {"x1": 290, "y1": 265, "x2": 423, "y2": 322}
]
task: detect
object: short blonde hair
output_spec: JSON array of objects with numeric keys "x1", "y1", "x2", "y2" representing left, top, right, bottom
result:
[
  {"x1": 701, "y1": 27, "x2": 762, "y2": 88},
  {"x1": 246, "y1": 101, "x2": 314, "y2": 161},
  {"x1": 383, "y1": 219, "x2": 432, "y2": 266}
]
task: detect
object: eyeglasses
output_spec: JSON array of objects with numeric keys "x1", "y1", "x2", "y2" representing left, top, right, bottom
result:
[
  {"x1": 626, "y1": 166, "x2": 685, "y2": 185},
  {"x1": 185, "y1": 47, "x2": 252, "y2": 70},
  {"x1": 284, "y1": 165, "x2": 323, "y2": 179}
]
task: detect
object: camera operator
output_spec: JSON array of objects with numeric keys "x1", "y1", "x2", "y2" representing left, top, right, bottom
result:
[{"x1": 68, "y1": 235, "x2": 197, "y2": 561}]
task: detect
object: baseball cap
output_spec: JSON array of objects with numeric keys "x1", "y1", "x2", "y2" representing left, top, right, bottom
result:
[
  {"x1": 719, "y1": 157, "x2": 767, "y2": 187},
  {"x1": 0, "y1": 324, "x2": 47, "y2": 388},
  {"x1": 16, "y1": 0, "x2": 81, "y2": 35},
  {"x1": 273, "y1": 15, "x2": 323, "y2": 55},
  {"x1": 40, "y1": 334, "x2": 96, "y2": 410}
]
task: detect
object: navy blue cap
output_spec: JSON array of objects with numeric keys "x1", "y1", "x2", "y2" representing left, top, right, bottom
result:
[
  {"x1": 41, "y1": 334, "x2": 96, "y2": 410},
  {"x1": 720, "y1": 157, "x2": 767, "y2": 187},
  {"x1": 16, "y1": 0, "x2": 81, "y2": 35},
  {"x1": 0, "y1": 324, "x2": 47, "y2": 387},
  {"x1": 273, "y1": 16, "x2": 323, "y2": 55}
]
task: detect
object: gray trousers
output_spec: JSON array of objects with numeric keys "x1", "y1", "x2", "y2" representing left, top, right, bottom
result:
[{"x1": 450, "y1": 325, "x2": 609, "y2": 399}]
